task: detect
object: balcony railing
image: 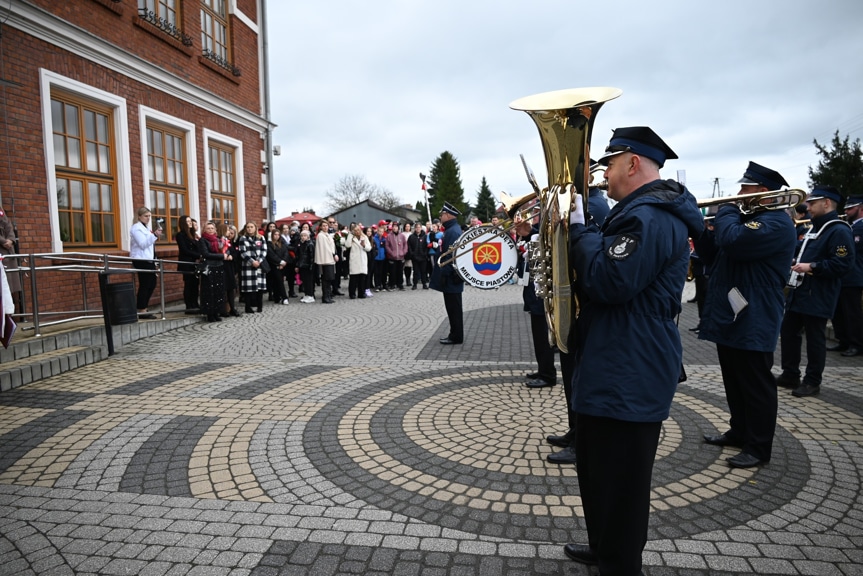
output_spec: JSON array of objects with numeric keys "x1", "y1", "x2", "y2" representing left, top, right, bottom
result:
[
  {"x1": 202, "y1": 48, "x2": 242, "y2": 77},
  {"x1": 137, "y1": 8, "x2": 193, "y2": 46}
]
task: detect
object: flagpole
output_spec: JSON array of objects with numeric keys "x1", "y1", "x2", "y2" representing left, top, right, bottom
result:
[{"x1": 419, "y1": 173, "x2": 431, "y2": 224}]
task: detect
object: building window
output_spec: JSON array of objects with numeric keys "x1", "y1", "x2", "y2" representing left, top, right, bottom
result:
[
  {"x1": 208, "y1": 141, "x2": 236, "y2": 228},
  {"x1": 201, "y1": 0, "x2": 240, "y2": 75},
  {"x1": 51, "y1": 93, "x2": 118, "y2": 247},
  {"x1": 147, "y1": 122, "x2": 188, "y2": 242},
  {"x1": 138, "y1": 0, "x2": 193, "y2": 46}
]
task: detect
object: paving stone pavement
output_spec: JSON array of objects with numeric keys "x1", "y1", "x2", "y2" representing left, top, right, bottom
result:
[{"x1": 1, "y1": 282, "x2": 862, "y2": 575}]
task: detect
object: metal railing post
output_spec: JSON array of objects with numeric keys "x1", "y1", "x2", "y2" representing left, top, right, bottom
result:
[
  {"x1": 28, "y1": 254, "x2": 41, "y2": 337},
  {"x1": 157, "y1": 259, "x2": 166, "y2": 319}
]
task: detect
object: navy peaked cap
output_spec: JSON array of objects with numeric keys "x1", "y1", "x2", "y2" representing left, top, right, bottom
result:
[
  {"x1": 737, "y1": 161, "x2": 789, "y2": 190},
  {"x1": 598, "y1": 126, "x2": 678, "y2": 168}
]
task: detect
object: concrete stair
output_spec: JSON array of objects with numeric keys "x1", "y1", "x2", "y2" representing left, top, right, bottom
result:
[{"x1": 0, "y1": 314, "x2": 202, "y2": 392}]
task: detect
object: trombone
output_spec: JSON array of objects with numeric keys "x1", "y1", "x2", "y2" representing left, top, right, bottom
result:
[
  {"x1": 698, "y1": 188, "x2": 806, "y2": 220},
  {"x1": 436, "y1": 190, "x2": 537, "y2": 268}
]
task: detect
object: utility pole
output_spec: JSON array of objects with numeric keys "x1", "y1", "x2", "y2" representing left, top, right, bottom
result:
[{"x1": 711, "y1": 177, "x2": 722, "y2": 198}]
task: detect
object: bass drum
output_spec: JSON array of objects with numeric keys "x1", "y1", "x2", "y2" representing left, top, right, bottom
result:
[{"x1": 452, "y1": 225, "x2": 518, "y2": 290}]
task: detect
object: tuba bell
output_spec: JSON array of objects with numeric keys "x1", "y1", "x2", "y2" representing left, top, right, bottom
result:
[{"x1": 510, "y1": 87, "x2": 622, "y2": 353}]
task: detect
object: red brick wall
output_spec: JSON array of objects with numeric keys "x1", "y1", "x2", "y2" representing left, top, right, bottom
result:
[{"x1": 0, "y1": 2, "x2": 267, "y2": 314}]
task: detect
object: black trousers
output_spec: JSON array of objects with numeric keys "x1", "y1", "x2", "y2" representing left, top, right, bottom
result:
[
  {"x1": 832, "y1": 286, "x2": 863, "y2": 348},
  {"x1": 529, "y1": 313, "x2": 556, "y2": 384},
  {"x1": 780, "y1": 310, "x2": 828, "y2": 387},
  {"x1": 576, "y1": 415, "x2": 660, "y2": 576},
  {"x1": 716, "y1": 344, "x2": 777, "y2": 461},
  {"x1": 560, "y1": 350, "x2": 577, "y2": 436},
  {"x1": 299, "y1": 268, "x2": 315, "y2": 297},
  {"x1": 388, "y1": 260, "x2": 404, "y2": 288},
  {"x1": 412, "y1": 258, "x2": 428, "y2": 286},
  {"x1": 348, "y1": 273, "x2": 367, "y2": 298},
  {"x1": 132, "y1": 259, "x2": 157, "y2": 310},
  {"x1": 182, "y1": 268, "x2": 199, "y2": 310},
  {"x1": 320, "y1": 264, "x2": 335, "y2": 301},
  {"x1": 443, "y1": 292, "x2": 463, "y2": 342}
]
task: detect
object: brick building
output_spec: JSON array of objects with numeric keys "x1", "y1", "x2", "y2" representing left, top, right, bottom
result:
[{"x1": 0, "y1": 0, "x2": 274, "y2": 314}]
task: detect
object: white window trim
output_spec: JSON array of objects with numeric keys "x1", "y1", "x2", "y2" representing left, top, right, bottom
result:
[
  {"x1": 202, "y1": 129, "x2": 246, "y2": 226},
  {"x1": 138, "y1": 106, "x2": 200, "y2": 225},
  {"x1": 40, "y1": 69, "x2": 133, "y2": 252}
]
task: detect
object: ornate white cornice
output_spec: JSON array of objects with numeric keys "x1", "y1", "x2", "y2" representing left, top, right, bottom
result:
[{"x1": 1, "y1": 0, "x2": 269, "y2": 133}]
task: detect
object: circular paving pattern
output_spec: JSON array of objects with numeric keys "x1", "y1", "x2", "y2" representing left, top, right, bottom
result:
[{"x1": 304, "y1": 366, "x2": 810, "y2": 541}]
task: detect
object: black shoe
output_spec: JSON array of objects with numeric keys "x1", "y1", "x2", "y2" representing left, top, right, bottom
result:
[
  {"x1": 687, "y1": 297, "x2": 697, "y2": 303},
  {"x1": 703, "y1": 433, "x2": 743, "y2": 447},
  {"x1": 184, "y1": 308, "x2": 200, "y2": 315},
  {"x1": 841, "y1": 346, "x2": 861, "y2": 357},
  {"x1": 525, "y1": 378, "x2": 556, "y2": 388},
  {"x1": 229, "y1": 309, "x2": 240, "y2": 317},
  {"x1": 289, "y1": 292, "x2": 297, "y2": 298},
  {"x1": 245, "y1": 307, "x2": 255, "y2": 314},
  {"x1": 689, "y1": 324, "x2": 701, "y2": 332},
  {"x1": 412, "y1": 284, "x2": 418, "y2": 290},
  {"x1": 439, "y1": 338, "x2": 462, "y2": 345},
  {"x1": 727, "y1": 452, "x2": 764, "y2": 468},
  {"x1": 547, "y1": 446, "x2": 577, "y2": 464},
  {"x1": 792, "y1": 383, "x2": 820, "y2": 397},
  {"x1": 423, "y1": 284, "x2": 428, "y2": 289},
  {"x1": 322, "y1": 299, "x2": 334, "y2": 304},
  {"x1": 775, "y1": 373, "x2": 800, "y2": 389},
  {"x1": 525, "y1": 371, "x2": 542, "y2": 379},
  {"x1": 826, "y1": 342, "x2": 849, "y2": 352},
  {"x1": 563, "y1": 543, "x2": 598, "y2": 565},
  {"x1": 256, "y1": 308, "x2": 263, "y2": 313},
  {"x1": 139, "y1": 313, "x2": 156, "y2": 320},
  {"x1": 547, "y1": 430, "x2": 574, "y2": 448}
]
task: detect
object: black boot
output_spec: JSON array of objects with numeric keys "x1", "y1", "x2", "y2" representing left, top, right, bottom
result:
[{"x1": 256, "y1": 292, "x2": 263, "y2": 313}]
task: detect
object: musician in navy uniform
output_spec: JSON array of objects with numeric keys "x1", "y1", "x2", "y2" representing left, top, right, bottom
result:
[
  {"x1": 778, "y1": 185, "x2": 854, "y2": 397},
  {"x1": 429, "y1": 202, "x2": 464, "y2": 344},
  {"x1": 695, "y1": 161, "x2": 796, "y2": 469},
  {"x1": 827, "y1": 195, "x2": 863, "y2": 357},
  {"x1": 563, "y1": 127, "x2": 703, "y2": 575}
]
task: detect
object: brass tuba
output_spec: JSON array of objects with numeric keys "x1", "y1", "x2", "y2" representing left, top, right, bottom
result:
[{"x1": 510, "y1": 87, "x2": 622, "y2": 353}]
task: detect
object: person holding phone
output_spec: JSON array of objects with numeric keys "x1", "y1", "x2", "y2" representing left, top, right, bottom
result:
[{"x1": 129, "y1": 206, "x2": 162, "y2": 319}]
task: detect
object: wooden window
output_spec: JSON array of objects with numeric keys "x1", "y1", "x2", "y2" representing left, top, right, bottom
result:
[
  {"x1": 139, "y1": 0, "x2": 178, "y2": 26},
  {"x1": 146, "y1": 122, "x2": 188, "y2": 242},
  {"x1": 51, "y1": 92, "x2": 118, "y2": 248},
  {"x1": 201, "y1": 0, "x2": 229, "y2": 63},
  {"x1": 208, "y1": 141, "x2": 236, "y2": 228}
]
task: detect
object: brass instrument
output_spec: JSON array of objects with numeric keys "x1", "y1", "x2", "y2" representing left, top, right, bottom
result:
[
  {"x1": 435, "y1": 191, "x2": 537, "y2": 268},
  {"x1": 510, "y1": 87, "x2": 622, "y2": 353},
  {"x1": 698, "y1": 188, "x2": 806, "y2": 219}
]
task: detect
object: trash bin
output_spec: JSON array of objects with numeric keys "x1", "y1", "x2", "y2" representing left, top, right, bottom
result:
[{"x1": 105, "y1": 282, "x2": 138, "y2": 325}]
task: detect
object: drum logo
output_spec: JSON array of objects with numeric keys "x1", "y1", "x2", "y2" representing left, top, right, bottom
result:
[{"x1": 473, "y1": 242, "x2": 502, "y2": 275}]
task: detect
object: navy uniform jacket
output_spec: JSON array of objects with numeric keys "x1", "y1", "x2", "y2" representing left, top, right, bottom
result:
[
  {"x1": 786, "y1": 211, "x2": 854, "y2": 318},
  {"x1": 429, "y1": 220, "x2": 464, "y2": 294},
  {"x1": 694, "y1": 205, "x2": 795, "y2": 352},
  {"x1": 841, "y1": 218, "x2": 863, "y2": 288},
  {"x1": 569, "y1": 180, "x2": 703, "y2": 423}
]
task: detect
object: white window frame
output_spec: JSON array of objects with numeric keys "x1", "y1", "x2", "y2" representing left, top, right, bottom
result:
[
  {"x1": 202, "y1": 128, "x2": 245, "y2": 226},
  {"x1": 138, "y1": 106, "x2": 200, "y2": 225},
  {"x1": 39, "y1": 69, "x2": 133, "y2": 252}
]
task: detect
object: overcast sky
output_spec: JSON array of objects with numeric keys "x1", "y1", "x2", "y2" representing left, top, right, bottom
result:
[{"x1": 264, "y1": 0, "x2": 863, "y2": 219}]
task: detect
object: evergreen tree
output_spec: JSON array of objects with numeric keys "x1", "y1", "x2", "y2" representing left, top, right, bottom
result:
[
  {"x1": 474, "y1": 176, "x2": 497, "y2": 223},
  {"x1": 426, "y1": 151, "x2": 467, "y2": 219},
  {"x1": 808, "y1": 130, "x2": 863, "y2": 198}
]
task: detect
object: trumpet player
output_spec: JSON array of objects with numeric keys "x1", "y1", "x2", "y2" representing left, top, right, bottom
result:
[
  {"x1": 429, "y1": 202, "x2": 464, "y2": 345},
  {"x1": 562, "y1": 127, "x2": 702, "y2": 575},
  {"x1": 696, "y1": 162, "x2": 796, "y2": 468},
  {"x1": 777, "y1": 185, "x2": 855, "y2": 397}
]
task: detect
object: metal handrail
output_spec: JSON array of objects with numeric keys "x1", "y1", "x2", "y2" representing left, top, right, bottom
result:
[{"x1": 2, "y1": 252, "x2": 189, "y2": 337}]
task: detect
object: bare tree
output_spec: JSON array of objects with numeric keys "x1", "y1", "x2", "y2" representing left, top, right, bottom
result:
[{"x1": 324, "y1": 174, "x2": 402, "y2": 213}]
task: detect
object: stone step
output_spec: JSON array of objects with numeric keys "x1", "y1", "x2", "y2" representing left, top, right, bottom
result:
[{"x1": 0, "y1": 314, "x2": 203, "y2": 392}]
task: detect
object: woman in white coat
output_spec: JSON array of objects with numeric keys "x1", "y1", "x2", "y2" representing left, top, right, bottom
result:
[{"x1": 343, "y1": 223, "x2": 371, "y2": 299}]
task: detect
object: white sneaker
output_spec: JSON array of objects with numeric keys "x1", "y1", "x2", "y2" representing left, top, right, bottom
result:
[
  {"x1": 282, "y1": 299, "x2": 290, "y2": 305},
  {"x1": 364, "y1": 289, "x2": 373, "y2": 298},
  {"x1": 303, "y1": 296, "x2": 315, "y2": 303}
]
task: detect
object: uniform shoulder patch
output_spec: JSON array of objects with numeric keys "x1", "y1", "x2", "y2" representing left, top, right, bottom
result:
[
  {"x1": 744, "y1": 221, "x2": 762, "y2": 230},
  {"x1": 607, "y1": 235, "x2": 637, "y2": 260},
  {"x1": 835, "y1": 245, "x2": 849, "y2": 257}
]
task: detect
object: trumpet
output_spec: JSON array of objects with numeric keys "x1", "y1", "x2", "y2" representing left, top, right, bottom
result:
[{"x1": 698, "y1": 188, "x2": 806, "y2": 219}]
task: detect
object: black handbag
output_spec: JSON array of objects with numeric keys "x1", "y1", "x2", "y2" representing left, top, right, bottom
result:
[{"x1": 260, "y1": 258, "x2": 271, "y2": 273}]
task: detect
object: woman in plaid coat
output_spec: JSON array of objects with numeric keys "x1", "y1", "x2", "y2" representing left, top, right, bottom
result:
[{"x1": 239, "y1": 221, "x2": 267, "y2": 313}]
